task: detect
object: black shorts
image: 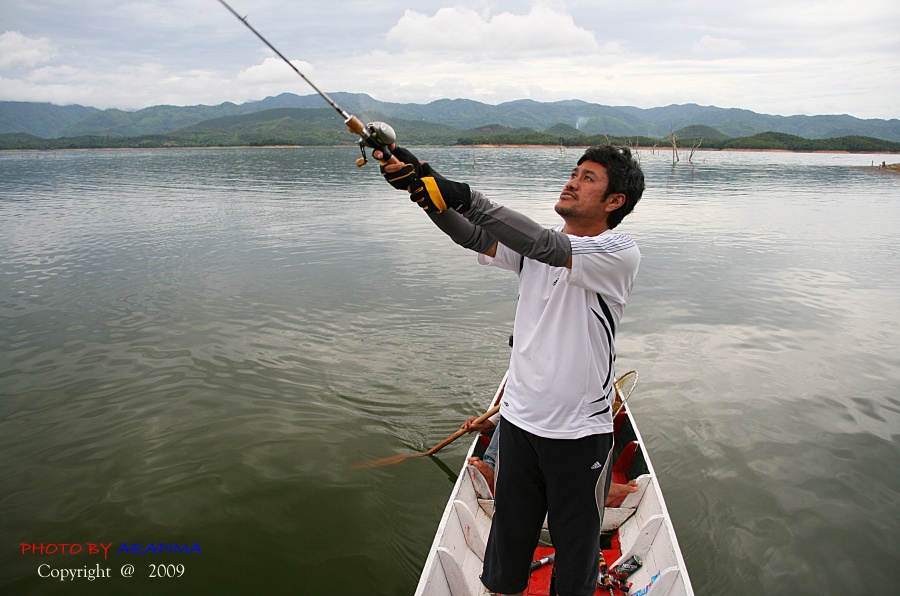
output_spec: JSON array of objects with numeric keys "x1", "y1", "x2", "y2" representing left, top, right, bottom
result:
[{"x1": 480, "y1": 421, "x2": 613, "y2": 596}]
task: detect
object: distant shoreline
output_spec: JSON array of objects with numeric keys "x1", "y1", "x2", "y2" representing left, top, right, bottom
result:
[
  {"x1": 6, "y1": 144, "x2": 900, "y2": 154},
  {"x1": 467, "y1": 144, "x2": 900, "y2": 155}
]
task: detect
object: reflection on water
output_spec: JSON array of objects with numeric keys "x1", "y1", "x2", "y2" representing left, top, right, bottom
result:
[{"x1": 1, "y1": 147, "x2": 899, "y2": 594}]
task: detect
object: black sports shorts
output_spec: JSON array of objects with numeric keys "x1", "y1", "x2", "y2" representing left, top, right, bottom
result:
[{"x1": 480, "y1": 420, "x2": 613, "y2": 596}]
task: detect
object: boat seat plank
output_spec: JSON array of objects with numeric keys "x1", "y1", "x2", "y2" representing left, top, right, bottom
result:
[
  {"x1": 453, "y1": 499, "x2": 486, "y2": 561},
  {"x1": 619, "y1": 474, "x2": 650, "y2": 509},
  {"x1": 467, "y1": 464, "x2": 493, "y2": 500},
  {"x1": 612, "y1": 514, "x2": 664, "y2": 568},
  {"x1": 602, "y1": 508, "x2": 635, "y2": 533},
  {"x1": 436, "y1": 547, "x2": 475, "y2": 596},
  {"x1": 645, "y1": 566, "x2": 682, "y2": 596},
  {"x1": 602, "y1": 474, "x2": 651, "y2": 531}
]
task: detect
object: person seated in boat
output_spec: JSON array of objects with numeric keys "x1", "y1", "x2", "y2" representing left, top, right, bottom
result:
[
  {"x1": 376, "y1": 144, "x2": 643, "y2": 596},
  {"x1": 462, "y1": 416, "x2": 639, "y2": 505}
]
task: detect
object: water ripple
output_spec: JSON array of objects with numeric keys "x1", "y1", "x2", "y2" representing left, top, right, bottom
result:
[{"x1": 2, "y1": 148, "x2": 899, "y2": 593}]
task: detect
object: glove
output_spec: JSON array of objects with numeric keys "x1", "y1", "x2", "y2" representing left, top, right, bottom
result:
[
  {"x1": 379, "y1": 145, "x2": 471, "y2": 212},
  {"x1": 380, "y1": 146, "x2": 427, "y2": 191},
  {"x1": 409, "y1": 174, "x2": 472, "y2": 213}
]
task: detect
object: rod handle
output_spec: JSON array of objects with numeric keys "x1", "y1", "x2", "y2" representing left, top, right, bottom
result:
[{"x1": 345, "y1": 115, "x2": 365, "y2": 135}]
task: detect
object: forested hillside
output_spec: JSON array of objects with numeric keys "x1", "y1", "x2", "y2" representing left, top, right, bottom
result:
[{"x1": 2, "y1": 94, "x2": 898, "y2": 143}]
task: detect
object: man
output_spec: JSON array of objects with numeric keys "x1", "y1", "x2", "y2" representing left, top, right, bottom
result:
[{"x1": 376, "y1": 144, "x2": 644, "y2": 596}]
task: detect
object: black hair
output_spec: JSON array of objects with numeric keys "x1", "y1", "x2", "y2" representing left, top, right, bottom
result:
[{"x1": 577, "y1": 145, "x2": 645, "y2": 229}]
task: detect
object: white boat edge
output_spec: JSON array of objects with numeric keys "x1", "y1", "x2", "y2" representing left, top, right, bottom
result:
[{"x1": 414, "y1": 371, "x2": 695, "y2": 596}]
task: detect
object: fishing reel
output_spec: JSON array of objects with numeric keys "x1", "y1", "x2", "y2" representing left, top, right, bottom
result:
[{"x1": 356, "y1": 121, "x2": 396, "y2": 167}]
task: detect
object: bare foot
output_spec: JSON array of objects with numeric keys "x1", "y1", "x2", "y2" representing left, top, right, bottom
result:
[
  {"x1": 467, "y1": 457, "x2": 495, "y2": 493},
  {"x1": 606, "y1": 479, "x2": 639, "y2": 507}
]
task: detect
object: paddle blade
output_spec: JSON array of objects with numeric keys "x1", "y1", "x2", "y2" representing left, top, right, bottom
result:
[
  {"x1": 354, "y1": 404, "x2": 501, "y2": 470},
  {"x1": 352, "y1": 452, "x2": 426, "y2": 470}
]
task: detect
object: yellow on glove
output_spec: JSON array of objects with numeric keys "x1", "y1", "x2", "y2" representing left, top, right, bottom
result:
[{"x1": 410, "y1": 176, "x2": 449, "y2": 212}]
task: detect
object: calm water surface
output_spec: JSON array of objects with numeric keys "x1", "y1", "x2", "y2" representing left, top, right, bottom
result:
[{"x1": 1, "y1": 147, "x2": 899, "y2": 594}]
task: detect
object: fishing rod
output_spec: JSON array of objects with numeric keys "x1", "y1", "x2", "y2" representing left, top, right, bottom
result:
[{"x1": 216, "y1": 0, "x2": 397, "y2": 167}]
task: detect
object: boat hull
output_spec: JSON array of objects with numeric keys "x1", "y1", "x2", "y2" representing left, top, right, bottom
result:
[{"x1": 415, "y1": 372, "x2": 693, "y2": 596}]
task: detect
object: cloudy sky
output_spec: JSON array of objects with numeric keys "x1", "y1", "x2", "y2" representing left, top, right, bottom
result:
[{"x1": 1, "y1": 0, "x2": 898, "y2": 119}]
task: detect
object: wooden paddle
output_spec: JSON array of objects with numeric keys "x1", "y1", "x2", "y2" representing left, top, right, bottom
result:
[
  {"x1": 354, "y1": 370, "x2": 635, "y2": 469},
  {"x1": 354, "y1": 404, "x2": 501, "y2": 469}
]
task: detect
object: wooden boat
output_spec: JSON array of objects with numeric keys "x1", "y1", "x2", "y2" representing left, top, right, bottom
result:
[{"x1": 414, "y1": 371, "x2": 694, "y2": 596}]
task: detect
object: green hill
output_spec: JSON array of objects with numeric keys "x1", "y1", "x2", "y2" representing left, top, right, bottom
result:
[
  {"x1": 4, "y1": 94, "x2": 898, "y2": 142},
  {"x1": 2, "y1": 107, "x2": 898, "y2": 153},
  {"x1": 461, "y1": 124, "x2": 537, "y2": 137},
  {"x1": 57, "y1": 102, "x2": 254, "y2": 137},
  {"x1": 720, "y1": 132, "x2": 900, "y2": 152},
  {"x1": 546, "y1": 123, "x2": 586, "y2": 138},
  {"x1": 0, "y1": 102, "x2": 98, "y2": 137},
  {"x1": 673, "y1": 125, "x2": 730, "y2": 141}
]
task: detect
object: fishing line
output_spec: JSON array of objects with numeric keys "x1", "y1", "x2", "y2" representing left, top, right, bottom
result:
[{"x1": 216, "y1": 0, "x2": 396, "y2": 166}]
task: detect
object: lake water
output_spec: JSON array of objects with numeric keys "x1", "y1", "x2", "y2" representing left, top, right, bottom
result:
[{"x1": 1, "y1": 147, "x2": 898, "y2": 595}]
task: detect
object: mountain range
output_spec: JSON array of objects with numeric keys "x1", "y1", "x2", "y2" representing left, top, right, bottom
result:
[{"x1": 2, "y1": 93, "x2": 898, "y2": 143}]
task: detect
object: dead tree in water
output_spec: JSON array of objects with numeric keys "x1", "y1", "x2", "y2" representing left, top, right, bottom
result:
[
  {"x1": 688, "y1": 138, "x2": 702, "y2": 162},
  {"x1": 670, "y1": 125, "x2": 704, "y2": 164},
  {"x1": 687, "y1": 126, "x2": 703, "y2": 162}
]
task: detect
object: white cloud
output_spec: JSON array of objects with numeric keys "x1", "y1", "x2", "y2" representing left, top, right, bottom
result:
[
  {"x1": 693, "y1": 35, "x2": 747, "y2": 55},
  {"x1": 235, "y1": 57, "x2": 316, "y2": 86},
  {"x1": 114, "y1": 0, "x2": 219, "y2": 29},
  {"x1": 0, "y1": 54, "x2": 329, "y2": 109},
  {"x1": 3, "y1": 61, "x2": 234, "y2": 109},
  {"x1": 0, "y1": 1, "x2": 896, "y2": 118},
  {"x1": 0, "y1": 31, "x2": 58, "y2": 69},
  {"x1": 386, "y1": 5, "x2": 598, "y2": 54},
  {"x1": 336, "y1": 43, "x2": 898, "y2": 118},
  {"x1": 333, "y1": 48, "x2": 632, "y2": 105}
]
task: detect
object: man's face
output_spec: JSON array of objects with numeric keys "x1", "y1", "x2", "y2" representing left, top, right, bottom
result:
[{"x1": 555, "y1": 160, "x2": 617, "y2": 222}]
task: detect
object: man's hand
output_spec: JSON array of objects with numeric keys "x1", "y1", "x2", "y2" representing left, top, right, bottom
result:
[
  {"x1": 409, "y1": 175, "x2": 472, "y2": 213},
  {"x1": 375, "y1": 146, "x2": 472, "y2": 213},
  {"x1": 462, "y1": 416, "x2": 496, "y2": 434},
  {"x1": 379, "y1": 146, "x2": 424, "y2": 191}
]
